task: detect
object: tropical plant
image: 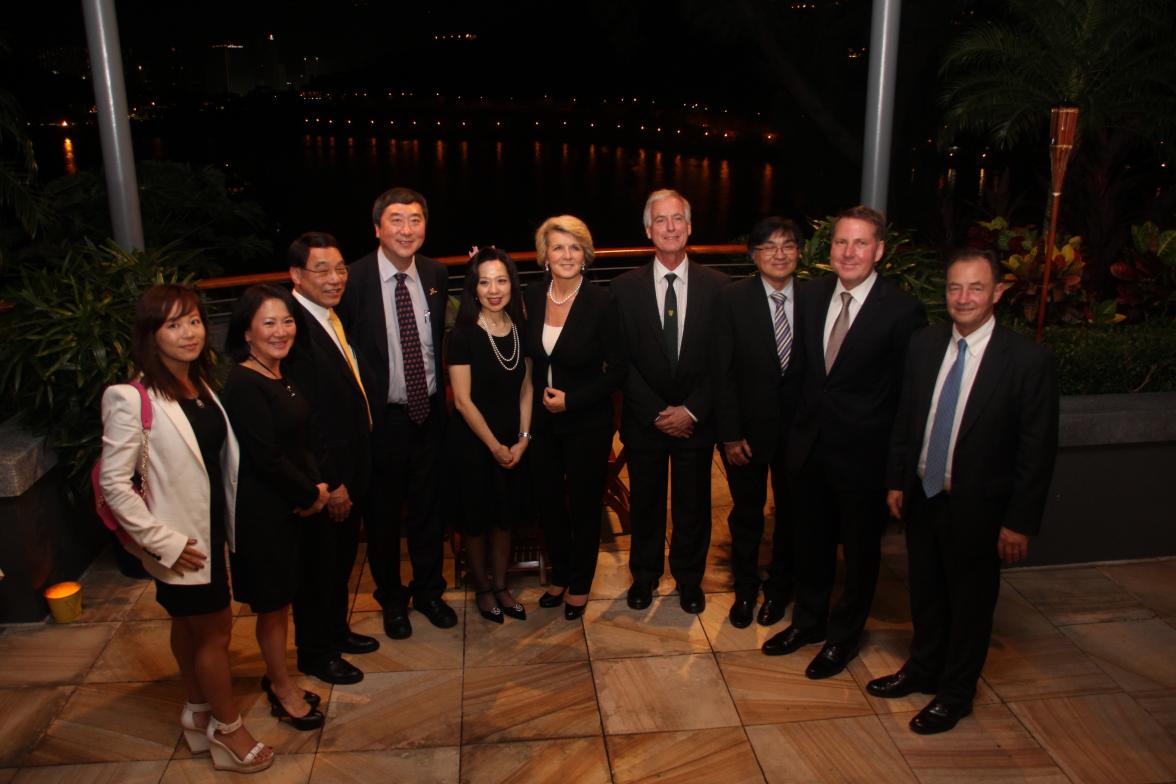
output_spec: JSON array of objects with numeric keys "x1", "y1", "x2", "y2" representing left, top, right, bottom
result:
[
  {"x1": 939, "y1": 0, "x2": 1176, "y2": 280},
  {"x1": 800, "y1": 217, "x2": 946, "y2": 321},
  {"x1": 0, "y1": 88, "x2": 47, "y2": 267},
  {"x1": 0, "y1": 240, "x2": 192, "y2": 480},
  {"x1": 967, "y1": 217, "x2": 1118, "y2": 325},
  {"x1": 1109, "y1": 221, "x2": 1176, "y2": 321}
]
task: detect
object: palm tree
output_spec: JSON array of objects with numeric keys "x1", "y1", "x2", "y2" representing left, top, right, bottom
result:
[{"x1": 940, "y1": 0, "x2": 1176, "y2": 284}]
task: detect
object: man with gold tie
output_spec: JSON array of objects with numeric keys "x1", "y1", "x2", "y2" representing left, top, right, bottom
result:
[{"x1": 286, "y1": 232, "x2": 378, "y2": 684}]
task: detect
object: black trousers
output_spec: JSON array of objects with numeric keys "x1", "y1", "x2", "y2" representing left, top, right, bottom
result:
[
  {"x1": 904, "y1": 490, "x2": 1002, "y2": 705},
  {"x1": 790, "y1": 456, "x2": 886, "y2": 645},
  {"x1": 366, "y1": 396, "x2": 447, "y2": 608},
  {"x1": 626, "y1": 443, "x2": 714, "y2": 588},
  {"x1": 531, "y1": 424, "x2": 613, "y2": 595},
  {"x1": 293, "y1": 514, "x2": 333, "y2": 663},
  {"x1": 721, "y1": 442, "x2": 793, "y2": 601},
  {"x1": 293, "y1": 505, "x2": 363, "y2": 662}
]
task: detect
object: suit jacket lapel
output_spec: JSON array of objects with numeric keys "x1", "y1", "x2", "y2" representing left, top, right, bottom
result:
[
  {"x1": 916, "y1": 325, "x2": 954, "y2": 431},
  {"x1": 830, "y1": 275, "x2": 887, "y2": 374},
  {"x1": 752, "y1": 279, "x2": 783, "y2": 369},
  {"x1": 549, "y1": 282, "x2": 586, "y2": 360},
  {"x1": 808, "y1": 275, "x2": 837, "y2": 377},
  {"x1": 678, "y1": 263, "x2": 708, "y2": 366},
  {"x1": 309, "y1": 309, "x2": 365, "y2": 400},
  {"x1": 367, "y1": 257, "x2": 391, "y2": 378},
  {"x1": 639, "y1": 262, "x2": 671, "y2": 364},
  {"x1": 957, "y1": 324, "x2": 1009, "y2": 440}
]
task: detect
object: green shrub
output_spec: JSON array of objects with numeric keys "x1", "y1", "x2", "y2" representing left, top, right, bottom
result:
[
  {"x1": 1012, "y1": 321, "x2": 1176, "y2": 395},
  {"x1": 0, "y1": 240, "x2": 190, "y2": 480}
]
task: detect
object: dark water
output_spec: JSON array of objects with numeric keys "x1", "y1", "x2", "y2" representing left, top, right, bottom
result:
[{"x1": 41, "y1": 124, "x2": 948, "y2": 265}]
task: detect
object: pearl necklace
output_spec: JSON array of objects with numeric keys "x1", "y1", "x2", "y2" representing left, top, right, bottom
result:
[
  {"x1": 477, "y1": 316, "x2": 521, "y2": 371},
  {"x1": 547, "y1": 276, "x2": 582, "y2": 306}
]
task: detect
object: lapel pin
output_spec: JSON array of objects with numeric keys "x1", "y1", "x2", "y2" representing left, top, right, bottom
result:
[{"x1": 428, "y1": 287, "x2": 438, "y2": 296}]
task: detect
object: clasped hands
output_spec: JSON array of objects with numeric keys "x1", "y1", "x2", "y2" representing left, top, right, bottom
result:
[
  {"x1": 492, "y1": 439, "x2": 528, "y2": 469},
  {"x1": 295, "y1": 482, "x2": 331, "y2": 517},
  {"x1": 655, "y1": 405, "x2": 694, "y2": 438}
]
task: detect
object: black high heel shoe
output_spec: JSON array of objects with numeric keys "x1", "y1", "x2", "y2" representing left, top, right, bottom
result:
[
  {"x1": 261, "y1": 675, "x2": 321, "y2": 708},
  {"x1": 271, "y1": 701, "x2": 325, "y2": 731},
  {"x1": 539, "y1": 588, "x2": 566, "y2": 608},
  {"x1": 494, "y1": 587, "x2": 527, "y2": 621},
  {"x1": 475, "y1": 590, "x2": 504, "y2": 624}
]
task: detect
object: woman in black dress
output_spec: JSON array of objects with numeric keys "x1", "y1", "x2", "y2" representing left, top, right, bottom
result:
[
  {"x1": 526, "y1": 216, "x2": 625, "y2": 619},
  {"x1": 223, "y1": 285, "x2": 327, "y2": 731},
  {"x1": 448, "y1": 247, "x2": 534, "y2": 623},
  {"x1": 99, "y1": 285, "x2": 273, "y2": 773}
]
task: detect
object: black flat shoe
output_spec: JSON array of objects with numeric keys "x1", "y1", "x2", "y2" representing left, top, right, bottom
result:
[
  {"x1": 298, "y1": 656, "x2": 364, "y2": 685},
  {"x1": 866, "y1": 670, "x2": 937, "y2": 699},
  {"x1": 260, "y1": 675, "x2": 320, "y2": 708},
  {"x1": 762, "y1": 625, "x2": 826, "y2": 656},
  {"x1": 805, "y1": 641, "x2": 860, "y2": 680},
  {"x1": 494, "y1": 588, "x2": 526, "y2": 621},
  {"x1": 626, "y1": 580, "x2": 654, "y2": 610},
  {"x1": 475, "y1": 590, "x2": 504, "y2": 625},
  {"x1": 756, "y1": 597, "x2": 788, "y2": 627},
  {"x1": 564, "y1": 598, "x2": 587, "y2": 621},
  {"x1": 539, "y1": 588, "x2": 566, "y2": 608},
  {"x1": 383, "y1": 604, "x2": 413, "y2": 639}
]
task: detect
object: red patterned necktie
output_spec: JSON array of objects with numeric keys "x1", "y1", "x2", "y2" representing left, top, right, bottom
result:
[{"x1": 394, "y1": 272, "x2": 430, "y2": 424}]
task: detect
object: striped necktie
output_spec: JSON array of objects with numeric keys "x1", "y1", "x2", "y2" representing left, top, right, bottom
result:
[{"x1": 771, "y1": 290, "x2": 792, "y2": 373}]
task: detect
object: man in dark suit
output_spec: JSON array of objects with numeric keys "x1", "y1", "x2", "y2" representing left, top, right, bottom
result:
[
  {"x1": 335, "y1": 188, "x2": 457, "y2": 639},
  {"x1": 714, "y1": 216, "x2": 804, "y2": 629},
  {"x1": 285, "y1": 231, "x2": 378, "y2": 684},
  {"x1": 869, "y1": 248, "x2": 1058, "y2": 734},
  {"x1": 611, "y1": 189, "x2": 730, "y2": 615},
  {"x1": 763, "y1": 206, "x2": 926, "y2": 679}
]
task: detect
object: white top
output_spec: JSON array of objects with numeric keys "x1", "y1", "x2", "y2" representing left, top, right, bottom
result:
[
  {"x1": 376, "y1": 250, "x2": 438, "y2": 403},
  {"x1": 917, "y1": 315, "x2": 997, "y2": 489},
  {"x1": 653, "y1": 256, "x2": 689, "y2": 358},
  {"x1": 823, "y1": 269, "x2": 879, "y2": 353},
  {"x1": 542, "y1": 323, "x2": 562, "y2": 387}
]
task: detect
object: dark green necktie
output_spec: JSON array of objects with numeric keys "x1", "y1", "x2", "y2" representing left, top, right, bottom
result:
[{"x1": 663, "y1": 272, "x2": 678, "y2": 367}]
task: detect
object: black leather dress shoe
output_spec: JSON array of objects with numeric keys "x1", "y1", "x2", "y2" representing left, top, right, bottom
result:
[
  {"x1": 627, "y1": 580, "x2": 654, "y2": 610},
  {"x1": 338, "y1": 632, "x2": 380, "y2": 655},
  {"x1": 299, "y1": 656, "x2": 364, "y2": 685},
  {"x1": 762, "y1": 625, "x2": 826, "y2": 656},
  {"x1": 910, "y1": 699, "x2": 972, "y2": 735},
  {"x1": 383, "y1": 604, "x2": 412, "y2": 639},
  {"x1": 866, "y1": 670, "x2": 936, "y2": 699},
  {"x1": 679, "y1": 585, "x2": 706, "y2": 614},
  {"x1": 413, "y1": 597, "x2": 459, "y2": 629},
  {"x1": 805, "y1": 641, "x2": 859, "y2": 679},
  {"x1": 729, "y1": 596, "x2": 756, "y2": 628},
  {"x1": 756, "y1": 597, "x2": 788, "y2": 627}
]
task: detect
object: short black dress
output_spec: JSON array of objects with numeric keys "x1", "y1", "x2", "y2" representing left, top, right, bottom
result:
[
  {"x1": 446, "y1": 321, "x2": 527, "y2": 535},
  {"x1": 154, "y1": 391, "x2": 232, "y2": 617},
  {"x1": 222, "y1": 364, "x2": 323, "y2": 613}
]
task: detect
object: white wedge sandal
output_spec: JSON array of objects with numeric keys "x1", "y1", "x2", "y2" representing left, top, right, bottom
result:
[
  {"x1": 205, "y1": 714, "x2": 274, "y2": 773},
  {"x1": 179, "y1": 701, "x2": 211, "y2": 753}
]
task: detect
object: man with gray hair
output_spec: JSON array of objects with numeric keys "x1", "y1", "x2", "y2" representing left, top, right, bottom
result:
[{"x1": 610, "y1": 189, "x2": 730, "y2": 614}]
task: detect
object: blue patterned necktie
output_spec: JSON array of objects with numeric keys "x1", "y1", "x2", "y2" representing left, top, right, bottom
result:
[
  {"x1": 771, "y1": 291, "x2": 792, "y2": 373},
  {"x1": 923, "y1": 338, "x2": 968, "y2": 498}
]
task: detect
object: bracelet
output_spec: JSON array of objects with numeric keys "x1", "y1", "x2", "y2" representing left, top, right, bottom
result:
[{"x1": 518, "y1": 431, "x2": 532, "y2": 441}]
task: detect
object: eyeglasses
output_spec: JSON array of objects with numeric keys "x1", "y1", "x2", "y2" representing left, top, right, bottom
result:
[
  {"x1": 753, "y1": 243, "x2": 799, "y2": 256},
  {"x1": 304, "y1": 265, "x2": 349, "y2": 277}
]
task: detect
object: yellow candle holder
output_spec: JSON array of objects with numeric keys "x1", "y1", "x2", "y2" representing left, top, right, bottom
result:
[{"x1": 44, "y1": 581, "x2": 83, "y2": 623}]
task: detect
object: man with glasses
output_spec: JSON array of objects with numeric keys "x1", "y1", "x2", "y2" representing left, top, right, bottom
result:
[
  {"x1": 336, "y1": 188, "x2": 457, "y2": 640},
  {"x1": 714, "y1": 217, "x2": 805, "y2": 628},
  {"x1": 285, "y1": 231, "x2": 377, "y2": 684}
]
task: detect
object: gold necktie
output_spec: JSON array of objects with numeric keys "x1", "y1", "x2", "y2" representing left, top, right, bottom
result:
[{"x1": 327, "y1": 308, "x2": 372, "y2": 428}]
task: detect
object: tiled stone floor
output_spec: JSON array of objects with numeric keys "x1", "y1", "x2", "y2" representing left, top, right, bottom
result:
[{"x1": 3, "y1": 456, "x2": 1176, "y2": 783}]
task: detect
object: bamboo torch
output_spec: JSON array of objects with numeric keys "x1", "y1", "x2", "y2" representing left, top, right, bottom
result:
[{"x1": 1035, "y1": 105, "x2": 1079, "y2": 343}]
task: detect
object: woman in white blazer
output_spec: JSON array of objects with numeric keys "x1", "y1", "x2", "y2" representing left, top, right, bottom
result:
[{"x1": 99, "y1": 284, "x2": 273, "y2": 774}]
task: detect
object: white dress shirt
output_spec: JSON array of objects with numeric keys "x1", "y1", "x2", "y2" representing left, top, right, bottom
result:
[
  {"x1": 292, "y1": 290, "x2": 359, "y2": 368},
  {"x1": 823, "y1": 269, "x2": 878, "y2": 353},
  {"x1": 653, "y1": 256, "x2": 689, "y2": 358},
  {"x1": 377, "y1": 250, "x2": 438, "y2": 403},
  {"x1": 917, "y1": 315, "x2": 997, "y2": 489}
]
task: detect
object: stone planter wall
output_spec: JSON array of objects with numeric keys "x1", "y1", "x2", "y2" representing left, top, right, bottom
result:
[{"x1": 1025, "y1": 392, "x2": 1176, "y2": 567}]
